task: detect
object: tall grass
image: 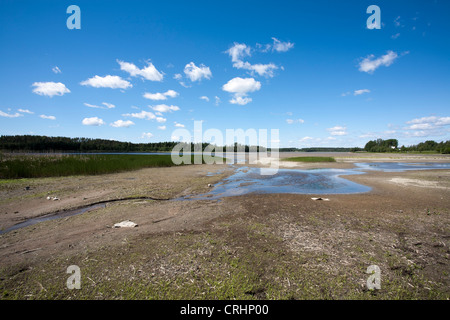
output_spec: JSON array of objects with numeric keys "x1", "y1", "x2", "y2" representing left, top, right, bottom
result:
[
  {"x1": 0, "y1": 154, "x2": 214, "y2": 179},
  {"x1": 282, "y1": 156, "x2": 336, "y2": 163}
]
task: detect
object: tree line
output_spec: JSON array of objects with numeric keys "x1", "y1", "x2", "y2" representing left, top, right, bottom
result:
[
  {"x1": 361, "y1": 138, "x2": 450, "y2": 154},
  {"x1": 0, "y1": 135, "x2": 266, "y2": 153},
  {"x1": 1, "y1": 135, "x2": 449, "y2": 154}
]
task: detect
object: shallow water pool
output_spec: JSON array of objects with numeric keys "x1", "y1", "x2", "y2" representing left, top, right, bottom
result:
[{"x1": 188, "y1": 162, "x2": 450, "y2": 200}]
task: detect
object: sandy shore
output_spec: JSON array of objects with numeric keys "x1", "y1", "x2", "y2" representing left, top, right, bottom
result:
[{"x1": 0, "y1": 153, "x2": 449, "y2": 299}]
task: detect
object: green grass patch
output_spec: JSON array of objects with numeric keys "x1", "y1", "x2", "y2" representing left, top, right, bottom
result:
[
  {"x1": 0, "y1": 154, "x2": 222, "y2": 179},
  {"x1": 282, "y1": 156, "x2": 336, "y2": 163}
]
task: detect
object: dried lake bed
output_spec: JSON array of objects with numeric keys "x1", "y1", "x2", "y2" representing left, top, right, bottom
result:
[{"x1": 0, "y1": 152, "x2": 449, "y2": 299}]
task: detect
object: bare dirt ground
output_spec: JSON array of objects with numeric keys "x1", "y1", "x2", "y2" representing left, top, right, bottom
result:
[{"x1": 0, "y1": 153, "x2": 449, "y2": 300}]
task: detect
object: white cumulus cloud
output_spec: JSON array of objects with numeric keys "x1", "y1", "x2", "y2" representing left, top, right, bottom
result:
[
  {"x1": 271, "y1": 37, "x2": 294, "y2": 52},
  {"x1": 117, "y1": 60, "x2": 164, "y2": 81},
  {"x1": 405, "y1": 116, "x2": 450, "y2": 131},
  {"x1": 141, "y1": 132, "x2": 153, "y2": 139},
  {"x1": 327, "y1": 126, "x2": 348, "y2": 136},
  {"x1": 122, "y1": 110, "x2": 156, "y2": 120},
  {"x1": 226, "y1": 43, "x2": 278, "y2": 78},
  {"x1": 184, "y1": 62, "x2": 212, "y2": 82},
  {"x1": 358, "y1": 51, "x2": 399, "y2": 74},
  {"x1": 222, "y1": 77, "x2": 261, "y2": 105},
  {"x1": 143, "y1": 90, "x2": 179, "y2": 101},
  {"x1": 32, "y1": 82, "x2": 70, "y2": 97},
  {"x1": 150, "y1": 104, "x2": 180, "y2": 113},
  {"x1": 80, "y1": 75, "x2": 132, "y2": 89},
  {"x1": 18, "y1": 109, "x2": 34, "y2": 114},
  {"x1": 0, "y1": 110, "x2": 23, "y2": 118},
  {"x1": 110, "y1": 120, "x2": 135, "y2": 128},
  {"x1": 82, "y1": 117, "x2": 105, "y2": 126}
]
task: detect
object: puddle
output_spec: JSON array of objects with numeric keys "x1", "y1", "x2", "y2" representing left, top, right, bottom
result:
[
  {"x1": 186, "y1": 167, "x2": 372, "y2": 200},
  {"x1": 184, "y1": 162, "x2": 450, "y2": 200}
]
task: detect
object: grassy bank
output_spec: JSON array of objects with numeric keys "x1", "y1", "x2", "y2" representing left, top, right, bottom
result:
[
  {"x1": 282, "y1": 156, "x2": 336, "y2": 163},
  {"x1": 0, "y1": 154, "x2": 220, "y2": 179}
]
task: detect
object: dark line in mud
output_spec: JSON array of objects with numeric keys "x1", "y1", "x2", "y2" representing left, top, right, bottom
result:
[{"x1": 0, "y1": 196, "x2": 172, "y2": 235}]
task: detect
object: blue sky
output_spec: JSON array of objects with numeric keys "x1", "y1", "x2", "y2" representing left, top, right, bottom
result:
[{"x1": 1, "y1": 0, "x2": 449, "y2": 148}]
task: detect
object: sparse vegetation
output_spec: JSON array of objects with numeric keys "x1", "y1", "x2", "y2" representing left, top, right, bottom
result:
[{"x1": 282, "y1": 156, "x2": 336, "y2": 163}]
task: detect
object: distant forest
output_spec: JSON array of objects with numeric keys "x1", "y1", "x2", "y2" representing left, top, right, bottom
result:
[
  {"x1": 0, "y1": 135, "x2": 449, "y2": 154},
  {"x1": 278, "y1": 147, "x2": 353, "y2": 152},
  {"x1": 0, "y1": 135, "x2": 266, "y2": 153},
  {"x1": 359, "y1": 138, "x2": 450, "y2": 154}
]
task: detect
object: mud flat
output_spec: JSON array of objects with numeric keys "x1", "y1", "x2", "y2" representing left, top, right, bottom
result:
[{"x1": 0, "y1": 153, "x2": 449, "y2": 300}]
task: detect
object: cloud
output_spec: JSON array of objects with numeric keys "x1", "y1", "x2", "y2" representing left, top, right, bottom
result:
[
  {"x1": 271, "y1": 37, "x2": 294, "y2": 52},
  {"x1": 18, "y1": 109, "x2": 34, "y2": 114},
  {"x1": 222, "y1": 77, "x2": 261, "y2": 105},
  {"x1": 173, "y1": 73, "x2": 182, "y2": 80},
  {"x1": 354, "y1": 89, "x2": 371, "y2": 96},
  {"x1": 117, "y1": 60, "x2": 164, "y2": 81},
  {"x1": 32, "y1": 81, "x2": 70, "y2": 97},
  {"x1": 405, "y1": 116, "x2": 450, "y2": 131},
  {"x1": 327, "y1": 126, "x2": 348, "y2": 136},
  {"x1": 122, "y1": 110, "x2": 156, "y2": 120},
  {"x1": 226, "y1": 40, "x2": 291, "y2": 78},
  {"x1": 299, "y1": 136, "x2": 313, "y2": 142},
  {"x1": 226, "y1": 43, "x2": 277, "y2": 78},
  {"x1": 102, "y1": 102, "x2": 115, "y2": 109},
  {"x1": 174, "y1": 122, "x2": 185, "y2": 127},
  {"x1": 82, "y1": 117, "x2": 105, "y2": 126},
  {"x1": 0, "y1": 110, "x2": 23, "y2": 118},
  {"x1": 143, "y1": 90, "x2": 179, "y2": 101},
  {"x1": 84, "y1": 102, "x2": 116, "y2": 109},
  {"x1": 157, "y1": 125, "x2": 166, "y2": 130},
  {"x1": 141, "y1": 132, "x2": 153, "y2": 139},
  {"x1": 240, "y1": 62, "x2": 277, "y2": 78},
  {"x1": 80, "y1": 75, "x2": 132, "y2": 89},
  {"x1": 183, "y1": 62, "x2": 212, "y2": 82},
  {"x1": 200, "y1": 96, "x2": 210, "y2": 102},
  {"x1": 52, "y1": 66, "x2": 61, "y2": 74},
  {"x1": 150, "y1": 104, "x2": 180, "y2": 113},
  {"x1": 230, "y1": 96, "x2": 252, "y2": 105},
  {"x1": 156, "y1": 117, "x2": 167, "y2": 123},
  {"x1": 40, "y1": 115, "x2": 56, "y2": 120},
  {"x1": 286, "y1": 118, "x2": 305, "y2": 124},
  {"x1": 110, "y1": 120, "x2": 135, "y2": 128},
  {"x1": 358, "y1": 51, "x2": 399, "y2": 74},
  {"x1": 215, "y1": 96, "x2": 221, "y2": 106},
  {"x1": 391, "y1": 33, "x2": 401, "y2": 39}
]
